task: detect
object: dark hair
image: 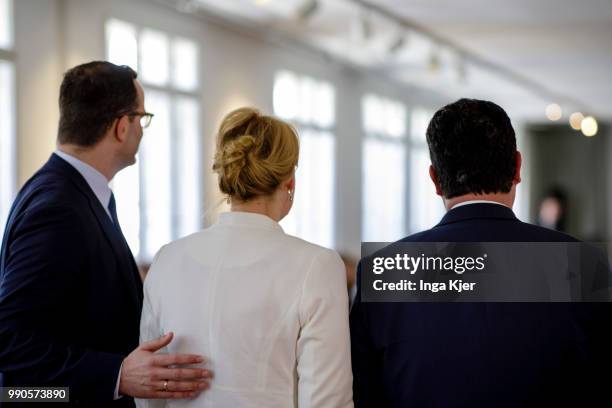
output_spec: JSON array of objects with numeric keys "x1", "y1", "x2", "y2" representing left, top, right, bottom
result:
[
  {"x1": 426, "y1": 98, "x2": 517, "y2": 198},
  {"x1": 58, "y1": 61, "x2": 138, "y2": 146}
]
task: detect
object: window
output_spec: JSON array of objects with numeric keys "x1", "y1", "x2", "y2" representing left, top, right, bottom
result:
[
  {"x1": 0, "y1": 0, "x2": 15, "y2": 239},
  {"x1": 106, "y1": 19, "x2": 201, "y2": 262},
  {"x1": 273, "y1": 70, "x2": 335, "y2": 248},
  {"x1": 408, "y1": 108, "x2": 445, "y2": 233},
  {"x1": 0, "y1": 0, "x2": 12, "y2": 50},
  {"x1": 361, "y1": 94, "x2": 407, "y2": 241}
]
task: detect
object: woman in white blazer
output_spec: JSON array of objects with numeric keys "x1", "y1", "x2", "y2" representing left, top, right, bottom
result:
[{"x1": 137, "y1": 108, "x2": 353, "y2": 408}]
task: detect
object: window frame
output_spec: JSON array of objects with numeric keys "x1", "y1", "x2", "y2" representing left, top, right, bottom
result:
[
  {"x1": 361, "y1": 93, "x2": 409, "y2": 241},
  {"x1": 407, "y1": 107, "x2": 446, "y2": 234},
  {"x1": 0, "y1": 0, "x2": 16, "y2": 238},
  {"x1": 273, "y1": 70, "x2": 337, "y2": 248},
  {"x1": 105, "y1": 18, "x2": 202, "y2": 263}
]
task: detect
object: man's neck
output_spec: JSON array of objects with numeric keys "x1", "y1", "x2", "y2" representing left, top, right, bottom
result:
[
  {"x1": 57, "y1": 144, "x2": 117, "y2": 181},
  {"x1": 444, "y1": 192, "x2": 514, "y2": 211}
]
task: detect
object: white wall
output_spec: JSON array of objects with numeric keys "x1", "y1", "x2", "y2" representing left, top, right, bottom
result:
[
  {"x1": 13, "y1": 0, "x2": 452, "y2": 256},
  {"x1": 14, "y1": 0, "x2": 64, "y2": 182}
]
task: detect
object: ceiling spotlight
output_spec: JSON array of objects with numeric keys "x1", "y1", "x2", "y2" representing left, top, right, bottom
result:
[
  {"x1": 545, "y1": 103, "x2": 562, "y2": 121},
  {"x1": 581, "y1": 116, "x2": 598, "y2": 137},
  {"x1": 254, "y1": 0, "x2": 272, "y2": 5},
  {"x1": 456, "y1": 55, "x2": 467, "y2": 83},
  {"x1": 388, "y1": 34, "x2": 406, "y2": 55},
  {"x1": 296, "y1": 0, "x2": 319, "y2": 21},
  {"x1": 427, "y1": 52, "x2": 441, "y2": 75},
  {"x1": 359, "y1": 11, "x2": 373, "y2": 40},
  {"x1": 569, "y1": 112, "x2": 584, "y2": 130}
]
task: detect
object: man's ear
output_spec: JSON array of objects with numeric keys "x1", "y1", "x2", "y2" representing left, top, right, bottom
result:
[
  {"x1": 513, "y1": 151, "x2": 522, "y2": 184},
  {"x1": 114, "y1": 116, "x2": 129, "y2": 143},
  {"x1": 429, "y1": 165, "x2": 443, "y2": 196}
]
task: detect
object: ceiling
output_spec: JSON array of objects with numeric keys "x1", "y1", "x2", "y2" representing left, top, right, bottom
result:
[
  {"x1": 375, "y1": 0, "x2": 612, "y2": 122},
  {"x1": 166, "y1": 0, "x2": 612, "y2": 123}
]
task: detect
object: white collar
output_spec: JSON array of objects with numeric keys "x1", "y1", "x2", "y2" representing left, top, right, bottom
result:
[
  {"x1": 54, "y1": 150, "x2": 112, "y2": 218},
  {"x1": 450, "y1": 200, "x2": 508, "y2": 210},
  {"x1": 217, "y1": 211, "x2": 284, "y2": 232}
]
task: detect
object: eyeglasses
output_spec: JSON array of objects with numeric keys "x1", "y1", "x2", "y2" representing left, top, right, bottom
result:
[{"x1": 118, "y1": 111, "x2": 155, "y2": 128}]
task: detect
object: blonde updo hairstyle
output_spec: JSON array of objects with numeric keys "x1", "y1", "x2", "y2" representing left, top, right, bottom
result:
[{"x1": 213, "y1": 107, "x2": 299, "y2": 202}]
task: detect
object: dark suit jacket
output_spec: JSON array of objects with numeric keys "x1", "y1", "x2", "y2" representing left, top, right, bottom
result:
[
  {"x1": 0, "y1": 154, "x2": 143, "y2": 406},
  {"x1": 350, "y1": 203, "x2": 611, "y2": 407}
]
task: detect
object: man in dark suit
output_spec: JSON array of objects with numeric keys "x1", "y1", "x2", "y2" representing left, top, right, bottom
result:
[
  {"x1": 350, "y1": 99, "x2": 610, "y2": 407},
  {"x1": 0, "y1": 62, "x2": 210, "y2": 406}
]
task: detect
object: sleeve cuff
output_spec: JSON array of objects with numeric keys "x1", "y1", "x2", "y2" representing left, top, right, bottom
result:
[{"x1": 114, "y1": 361, "x2": 124, "y2": 400}]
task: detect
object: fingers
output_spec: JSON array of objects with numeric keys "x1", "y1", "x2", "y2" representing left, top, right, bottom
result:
[
  {"x1": 152, "y1": 353, "x2": 205, "y2": 366},
  {"x1": 146, "y1": 380, "x2": 209, "y2": 399},
  {"x1": 150, "y1": 390, "x2": 200, "y2": 399},
  {"x1": 153, "y1": 367, "x2": 212, "y2": 381},
  {"x1": 152, "y1": 380, "x2": 210, "y2": 392},
  {"x1": 140, "y1": 332, "x2": 174, "y2": 352}
]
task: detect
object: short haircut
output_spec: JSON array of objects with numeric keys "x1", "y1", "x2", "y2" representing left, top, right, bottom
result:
[
  {"x1": 426, "y1": 98, "x2": 517, "y2": 198},
  {"x1": 58, "y1": 61, "x2": 138, "y2": 147}
]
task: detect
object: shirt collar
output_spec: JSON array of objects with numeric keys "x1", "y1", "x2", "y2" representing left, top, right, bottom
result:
[
  {"x1": 439, "y1": 202, "x2": 517, "y2": 227},
  {"x1": 54, "y1": 150, "x2": 112, "y2": 215},
  {"x1": 450, "y1": 199, "x2": 508, "y2": 210},
  {"x1": 217, "y1": 211, "x2": 284, "y2": 233}
]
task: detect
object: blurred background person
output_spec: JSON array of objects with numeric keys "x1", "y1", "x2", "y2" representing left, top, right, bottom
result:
[
  {"x1": 537, "y1": 186, "x2": 568, "y2": 232},
  {"x1": 138, "y1": 108, "x2": 353, "y2": 408}
]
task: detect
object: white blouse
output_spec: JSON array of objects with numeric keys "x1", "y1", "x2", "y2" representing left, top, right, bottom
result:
[{"x1": 136, "y1": 211, "x2": 353, "y2": 408}]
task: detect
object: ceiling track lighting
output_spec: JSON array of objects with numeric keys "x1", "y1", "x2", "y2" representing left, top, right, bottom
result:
[
  {"x1": 359, "y1": 10, "x2": 373, "y2": 40},
  {"x1": 581, "y1": 116, "x2": 598, "y2": 137},
  {"x1": 455, "y1": 56, "x2": 467, "y2": 83},
  {"x1": 427, "y1": 52, "x2": 441, "y2": 75},
  {"x1": 545, "y1": 103, "x2": 562, "y2": 121},
  {"x1": 388, "y1": 34, "x2": 406, "y2": 55},
  {"x1": 296, "y1": 0, "x2": 319, "y2": 21},
  {"x1": 569, "y1": 112, "x2": 584, "y2": 130},
  {"x1": 348, "y1": 0, "x2": 592, "y2": 119}
]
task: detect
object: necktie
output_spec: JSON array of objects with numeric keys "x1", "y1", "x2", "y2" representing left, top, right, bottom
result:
[
  {"x1": 107, "y1": 192, "x2": 122, "y2": 232},
  {"x1": 108, "y1": 192, "x2": 131, "y2": 253}
]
